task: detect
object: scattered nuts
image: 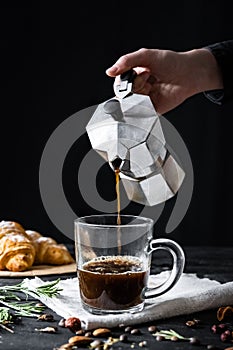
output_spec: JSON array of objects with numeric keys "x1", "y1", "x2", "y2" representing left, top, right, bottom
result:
[
  {"x1": 58, "y1": 318, "x2": 66, "y2": 327},
  {"x1": 217, "y1": 306, "x2": 233, "y2": 322},
  {"x1": 85, "y1": 331, "x2": 92, "y2": 337},
  {"x1": 92, "y1": 328, "x2": 111, "y2": 337},
  {"x1": 221, "y1": 330, "x2": 231, "y2": 342},
  {"x1": 75, "y1": 329, "x2": 85, "y2": 335},
  {"x1": 171, "y1": 336, "x2": 179, "y2": 341},
  {"x1": 64, "y1": 317, "x2": 81, "y2": 333},
  {"x1": 35, "y1": 326, "x2": 58, "y2": 333},
  {"x1": 37, "y1": 313, "x2": 55, "y2": 322},
  {"x1": 186, "y1": 320, "x2": 197, "y2": 327},
  {"x1": 68, "y1": 335, "x2": 93, "y2": 346},
  {"x1": 90, "y1": 339, "x2": 103, "y2": 348}
]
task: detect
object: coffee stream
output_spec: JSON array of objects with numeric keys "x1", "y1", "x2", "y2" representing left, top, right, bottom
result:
[
  {"x1": 115, "y1": 168, "x2": 121, "y2": 254},
  {"x1": 115, "y1": 168, "x2": 121, "y2": 225}
]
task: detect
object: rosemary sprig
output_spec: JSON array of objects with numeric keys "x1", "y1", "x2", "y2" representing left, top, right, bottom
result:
[
  {"x1": 0, "y1": 307, "x2": 14, "y2": 333},
  {"x1": 0, "y1": 291, "x2": 20, "y2": 301},
  {"x1": 0, "y1": 300, "x2": 45, "y2": 317},
  {"x1": 32, "y1": 279, "x2": 63, "y2": 298},
  {"x1": 0, "y1": 278, "x2": 62, "y2": 319},
  {"x1": 0, "y1": 278, "x2": 62, "y2": 299},
  {"x1": 153, "y1": 328, "x2": 190, "y2": 340}
]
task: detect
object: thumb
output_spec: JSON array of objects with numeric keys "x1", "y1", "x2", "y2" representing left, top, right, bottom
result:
[{"x1": 105, "y1": 55, "x2": 135, "y2": 77}]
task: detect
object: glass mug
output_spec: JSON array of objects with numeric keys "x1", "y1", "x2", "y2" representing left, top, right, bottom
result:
[{"x1": 75, "y1": 214, "x2": 185, "y2": 315}]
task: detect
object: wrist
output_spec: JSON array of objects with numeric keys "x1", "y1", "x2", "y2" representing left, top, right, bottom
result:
[{"x1": 185, "y1": 48, "x2": 223, "y2": 95}]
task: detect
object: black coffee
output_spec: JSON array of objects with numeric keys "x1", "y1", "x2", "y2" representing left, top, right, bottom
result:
[{"x1": 78, "y1": 256, "x2": 148, "y2": 310}]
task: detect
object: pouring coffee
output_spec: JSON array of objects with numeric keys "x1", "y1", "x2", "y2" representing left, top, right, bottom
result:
[{"x1": 86, "y1": 70, "x2": 185, "y2": 206}]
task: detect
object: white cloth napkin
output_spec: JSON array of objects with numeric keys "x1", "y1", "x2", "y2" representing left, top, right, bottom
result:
[{"x1": 23, "y1": 272, "x2": 233, "y2": 330}]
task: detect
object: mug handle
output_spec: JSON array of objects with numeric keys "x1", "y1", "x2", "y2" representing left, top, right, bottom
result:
[{"x1": 141, "y1": 238, "x2": 185, "y2": 300}]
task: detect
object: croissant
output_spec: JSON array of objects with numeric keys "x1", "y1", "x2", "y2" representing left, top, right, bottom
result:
[
  {"x1": 26, "y1": 230, "x2": 75, "y2": 265},
  {"x1": 0, "y1": 221, "x2": 36, "y2": 272}
]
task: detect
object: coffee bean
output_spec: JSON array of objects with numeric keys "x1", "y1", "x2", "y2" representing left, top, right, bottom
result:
[
  {"x1": 124, "y1": 326, "x2": 132, "y2": 333},
  {"x1": 189, "y1": 337, "x2": 200, "y2": 345},
  {"x1": 148, "y1": 325, "x2": 157, "y2": 333},
  {"x1": 119, "y1": 334, "x2": 128, "y2": 342},
  {"x1": 207, "y1": 345, "x2": 221, "y2": 350},
  {"x1": 131, "y1": 328, "x2": 141, "y2": 335},
  {"x1": 156, "y1": 335, "x2": 164, "y2": 341},
  {"x1": 139, "y1": 340, "x2": 147, "y2": 347}
]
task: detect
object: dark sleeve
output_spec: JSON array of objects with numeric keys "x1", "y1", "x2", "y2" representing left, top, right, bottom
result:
[{"x1": 204, "y1": 40, "x2": 233, "y2": 105}]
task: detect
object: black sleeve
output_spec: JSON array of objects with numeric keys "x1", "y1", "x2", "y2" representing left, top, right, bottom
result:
[{"x1": 204, "y1": 40, "x2": 233, "y2": 105}]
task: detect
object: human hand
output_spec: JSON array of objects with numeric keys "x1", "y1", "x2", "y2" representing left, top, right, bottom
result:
[{"x1": 106, "y1": 48, "x2": 223, "y2": 115}]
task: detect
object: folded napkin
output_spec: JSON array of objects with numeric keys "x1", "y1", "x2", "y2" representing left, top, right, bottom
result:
[{"x1": 23, "y1": 272, "x2": 233, "y2": 330}]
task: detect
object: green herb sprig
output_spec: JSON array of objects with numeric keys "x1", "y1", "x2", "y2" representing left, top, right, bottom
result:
[
  {"x1": 0, "y1": 278, "x2": 62, "y2": 299},
  {"x1": 0, "y1": 278, "x2": 62, "y2": 320},
  {"x1": 0, "y1": 300, "x2": 45, "y2": 317},
  {"x1": 153, "y1": 329, "x2": 189, "y2": 340},
  {"x1": 0, "y1": 307, "x2": 14, "y2": 333},
  {"x1": 32, "y1": 279, "x2": 63, "y2": 298}
]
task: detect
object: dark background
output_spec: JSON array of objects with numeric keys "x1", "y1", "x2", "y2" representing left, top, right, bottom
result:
[{"x1": 1, "y1": 3, "x2": 233, "y2": 246}]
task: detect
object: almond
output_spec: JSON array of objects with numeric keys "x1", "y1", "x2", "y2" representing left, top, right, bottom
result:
[
  {"x1": 68, "y1": 335, "x2": 93, "y2": 346},
  {"x1": 92, "y1": 327, "x2": 111, "y2": 337}
]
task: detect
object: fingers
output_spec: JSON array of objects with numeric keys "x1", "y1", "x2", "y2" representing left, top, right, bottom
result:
[
  {"x1": 133, "y1": 71, "x2": 151, "y2": 93},
  {"x1": 106, "y1": 48, "x2": 151, "y2": 77}
]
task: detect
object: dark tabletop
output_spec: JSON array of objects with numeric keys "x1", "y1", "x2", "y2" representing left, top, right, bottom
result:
[{"x1": 0, "y1": 246, "x2": 232, "y2": 350}]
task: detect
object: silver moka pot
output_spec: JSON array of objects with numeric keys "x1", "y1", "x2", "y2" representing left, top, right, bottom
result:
[{"x1": 86, "y1": 70, "x2": 185, "y2": 206}]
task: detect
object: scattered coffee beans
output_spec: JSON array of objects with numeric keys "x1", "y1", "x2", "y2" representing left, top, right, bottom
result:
[
  {"x1": 189, "y1": 337, "x2": 200, "y2": 345},
  {"x1": 119, "y1": 334, "x2": 128, "y2": 342},
  {"x1": 130, "y1": 328, "x2": 141, "y2": 335},
  {"x1": 148, "y1": 325, "x2": 157, "y2": 333},
  {"x1": 139, "y1": 340, "x2": 147, "y2": 347},
  {"x1": 124, "y1": 326, "x2": 132, "y2": 333}
]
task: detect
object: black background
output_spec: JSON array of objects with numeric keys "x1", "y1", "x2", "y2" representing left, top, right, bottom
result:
[{"x1": 1, "y1": 3, "x2": 233, "y2": 246}]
